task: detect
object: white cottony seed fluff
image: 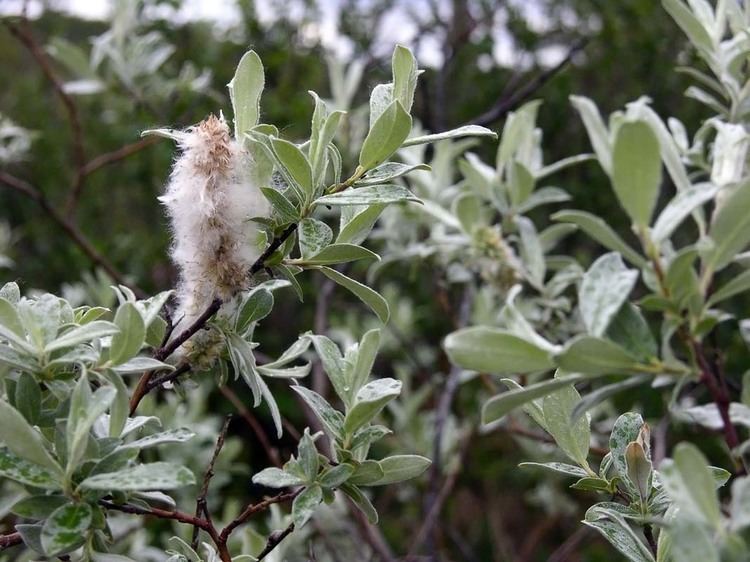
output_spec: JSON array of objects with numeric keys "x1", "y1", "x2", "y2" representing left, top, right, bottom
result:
[{"x1": 159, "y1": 114, "x2": 269, "y2": 340}]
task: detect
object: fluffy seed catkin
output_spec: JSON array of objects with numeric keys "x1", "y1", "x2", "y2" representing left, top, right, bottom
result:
[{"x1": 159, "y1": 115, "x2": 269, "y2": 353}]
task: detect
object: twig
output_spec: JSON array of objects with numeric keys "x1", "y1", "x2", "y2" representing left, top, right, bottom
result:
[
  {"x1": 219, "y1": 490, "x2": 300, "y2": 542},
  {"x1": 410, "y1": 429, "x2": 473, "y2": 558},
  {"x1": 0, "y1": 532, "x2": 22, "y2": 550},
  {"x1": 129, "y1": 223, "x2": 298, "y2": 414},
  {"x1": 547, "y1": 525, "x2": 592, "y2": 562},
  {"x1": 219, "y1": 384, "x2": 283, "y2": 468},
  {"x1": 0, "y1": 172, "x2": 138, "y2": 294},
  {"x1": 468, "y1": 38, "x2": 588, "y2": 127},
  {"x1": 82, "y1": 136, "x2": 160, "y2": 177},
  {"x1": 192, "y1": 415, "x2": 233, "y2": 550},
  {"x1": 4, "y1": 20, "x2": 87, "y2": 213},
  {"x1": 348, "y1": 506, "x2": 396, "y2": 562},
  {"x1": 256, "y1": 522, "x2": 295, "y2": 561},
  {"x1": 422, "y1": 284, "x2": 473, "y2": 558}
]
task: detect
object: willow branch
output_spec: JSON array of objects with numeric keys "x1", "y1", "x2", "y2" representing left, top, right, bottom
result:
[
  {"x1": 4, "y1": 19, "x2": 87, "y2": 212},
  {"x1": 469, "y1": 38, "x2": 588, "y2": 127},
  {"x1": 0, "y1": 172, "x2": 138, "y2": 294}
]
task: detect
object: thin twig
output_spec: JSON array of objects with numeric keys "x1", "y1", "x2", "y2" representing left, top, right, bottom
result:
[
  {"x1": 4, "y1": 19, "x2": 87, "y2": 213},
  {"x1": 129, "y1": 223, "x2": 298, "y2": 414},
  {"x1": 219, "y1": 384, "x2": 283, "y2": 468},
  {"x1": 469, "y1": 38, "x2": 588, "y2": 127},
  {"x1": 256, "y1": 522, "x2": 295, "y2": 561},
  {"x1": 0, "y1": 532, "x2": 22, "y2": 550},
  {"x1": 191, "y1": 415, "x2": 233, "y2": 550},
  {"x1": 219, "y1": 490, "x2": 300, "y2": 542},
  {"x1": 0, "y1": 172, "x2": 138, "y2": 294},
  {"x1": 82, "y1": 136, "x2": 160, "y2": 177}
]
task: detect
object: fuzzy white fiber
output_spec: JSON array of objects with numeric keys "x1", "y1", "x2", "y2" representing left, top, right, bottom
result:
[{"x1": 159, "y1": 115, "x2": 270, "y2": 337}]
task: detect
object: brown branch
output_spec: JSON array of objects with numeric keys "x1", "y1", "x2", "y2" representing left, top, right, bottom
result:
[
  {"x1": 99, "y1": 500, "x2": 214, "y2": 532},
  {"x1": 256, "y1": 522, "x2": 295, "y2": 561},
  {"x1": 82, "y1": 136, "x2": 160, "y2": 177},
  {"x1": 219, "y1": 384, "x2": 283, "y2": 468},
  {"x1": 220, "y1": 490, "x2": 300, "y2": 542},
  {"x1": 469, "y1": 38, "x2": 588, "y2": 128},
  {"x1": 0, "y1": 532, "x2": 22, "y2": 550},
  {"x1": 192, "y1": 415, "x2": 233, "y2": 550},
  {"x1": 129, "y1": 223, "x2": 298, "y2": 414},
  {"x1": 4, "y1": 20, "x2": 87, "y2": 213},
  {"x1": 0, "y1": 172, "x2": 140, "y2": 295}
]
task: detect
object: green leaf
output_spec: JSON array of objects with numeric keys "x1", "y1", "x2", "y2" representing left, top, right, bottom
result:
[
  {"x1": 651, "y1": 183, "x2": 718, "y2": 243},
  {"x1": 612, "y1": 120, "x2": 662, "y2": 227},
  {"x1": 552, "y1": 210, "x2": 646, "y2": 267},
  {"x1": 579, "y1": 253, "x2": 639, "y2": 337},
  {"x1": 707, "y1": 269, "x2": 750, "y2": 306},
  {"x1": 371, "y1": 455, "x2": 431, "y2": 485},
  {"x1": 356, "y1": 163, "x2": 430, "y2": 186},
  {"x1": 292, "y1": 484, "x2": 322, "y2": 528},
  {"x1": 0, "y1": 447, "x2": 61, "y2": 489},
  {"x1": 348, "y1": 460, "x2": 385, "y2": 486},
  {"x1": 662, "y1": 0, "x2": 714, "y2": 55},
  {"x1": 315, "y1": 184, "x2": 420, "y2": 207},
  {"x1": 343, "y1": 378, "x2": 402, "y2": 435},
  {"x1": 271, "y1": 137, "x2": 314, "y2": 201},
  {"x1": 253, "y1": 467, "x2": 305, "y2": 488},
  {"x1": 45, "y1": 321, "x2": 119, "y2": 353},
  {"x1": 570, "y1": 95, "x2": 612, "y2": 173},
  {"x1": 0, "y1": 399, "x2": 60, "y2": 473},
  {"x1": 79, "y1": 462, "x2": 195, "y2": 491},
  {"x1": 341, "y1": 483, "x2": 378, "y2": 524},
  {"x1": 625, "y1": 441, "x2": 652, "y2": 504},
  {"x1": 401, "y1": 125, "x2": 497, "y2": 147},
  {"x1": 583, "y1": 504, "x2": 655, "y2": 562},
  {"x1": 260, "y1": 187, "x2": 299, "y2": 223},
  {"x1": 112, "y1": 357, "x2": 175, "y2": 374},
  {"x1": 236, "y1": 289, "x2": 274, "y2": 333},
  {"x1": 666, "y1": 517, "x2": 719, "y2": 562},
  {"x1": 300, "y1": 244, "x2": 379, "y2": 266},
  {"x1": 609, "y1": 412, "x2": 645, "y2": 491},
  {"x1": 337, "y1": 204, "x2": 386, "y2": 245},
  {"x1": 481, "y1": 374, "x2": 586, "y2": 425},
  {"x1": 0, "y1": 299, "x2": 36, "y2": 355},
  {"x1": 359, "y1": 100, "x2": 412, "y2": 170},
  {"x1": 119, "y1": 428, "x2": 195, "y2": 450},
  {"x1": 41, "y1": 502, "x2": 91, "y2": 556},
  {"x1": 298, "y1": 218, "x2": 333, "y2": 260},
  {"x1": 15, "y1": 372, "x2": 41, "y2": 425},
  {"x1": 109, "y1": 303, "x2": 145, "y2": 365},
  {"x1": 391, "y1": 45, "x2": 418, "y2": 112},
  {"x1": 67, "y1": 377, "x2": 116, "y2": 472},
  {"x1": 571, "y1": 375, "x2": 650, "y2": 423},
  {"x1": 518, "y1": 462, "x2": 589, "y2": 478},
  {"x1": 704, "y1": 178, "x2": 750, "y2": 272},
  {"x1": 556, "y1": 336, "x2": 642, "y2": 375},
  {"x1": 319, "y1": 267, "x2": 390, "y2": 323},
  {"x1": 606, "y1": 304, "x2": 657, "y2": 361},
  {"x1": 516, "y1": 216, "x2": 545, "y2": 287},
  {"x1": 318, "y1": 463, "x2": 354, "y2": 488},
  {"x1": 509, "y1": 161, "x2": 535, "y2": 207},
  {"x1": 298, "y1": 430, "x2": 319, "y2": 482},
  {"x1": 228, "y1": 50, "x2": 264, "y2": 138},
  {"x1": 444, "y1": 327, "x2": 554, "y2": 375},
  {"x1": 11, "y1": 495, "x2": 69, "y2": 520},
  {"x1": 290, "y1": 386, "x2": 344, "y2": 438},
  {"x1": 350, "y1": 329, "x2": 380, "y2": 396},
  {"x1": 104, "y1": 370, "x2": 129, "y2": 438},
  {"x1": 660, "y1": 443, "x2": 721, "y2": 527},
  {"x1": 543, "y1": 384, "x2": 591, "y2": 467},
  {"x1": 304, "y1": 334, "x2": 349, "y2": 404}
]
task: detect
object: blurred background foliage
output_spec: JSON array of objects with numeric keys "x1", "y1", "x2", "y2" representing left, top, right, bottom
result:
[{"x1": 0, "y1": 0, "x2": 717, "y2": 560}]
